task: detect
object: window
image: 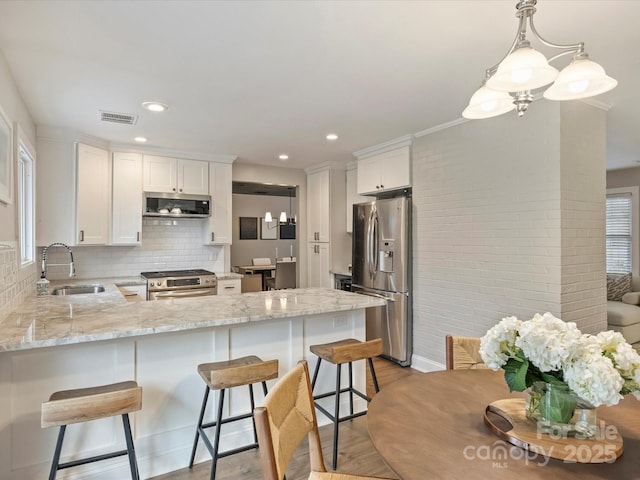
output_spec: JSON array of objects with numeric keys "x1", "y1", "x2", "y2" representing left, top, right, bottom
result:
[
  {"x1": 606, "y1": 187, "x2": 639, "y2": 275},
  {"x1": 18, "y1": 141, "x2": 35, "y2": 265}
]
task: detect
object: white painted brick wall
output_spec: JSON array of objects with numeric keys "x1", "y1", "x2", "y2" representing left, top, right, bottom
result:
[
  {"x1": 412, "y1": 101, "x2": 607, "y2": 369},
  {"x1": 0, "y1": 244, "x2": 37, "y2": 320},
  {"x1": 559, "y1": 102, "x2": 607, "y2": 333},
  {"x1": 40, "y1": 218, "x2": 225, "y2": 280}
]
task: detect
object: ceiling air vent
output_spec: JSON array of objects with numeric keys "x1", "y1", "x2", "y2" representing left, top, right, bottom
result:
[{"x1": 98, "y1": 110, "x2": 138, "y2": 125}]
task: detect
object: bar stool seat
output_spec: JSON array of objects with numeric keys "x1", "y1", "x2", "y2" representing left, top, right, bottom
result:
[
  {"x1": 189, "y1": 355, "x2": 279, "y2": 479},
  {"x1": 309, "y1": 338, "x2": 382, "y2": 470},
  {"x1": 41, "y1": 380, "x2": 142, "y2": 480}
]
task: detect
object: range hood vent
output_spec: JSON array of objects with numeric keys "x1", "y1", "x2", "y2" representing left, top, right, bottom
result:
[{"x1": 99, "y1": 110, "x2": 138, "y2": 125}]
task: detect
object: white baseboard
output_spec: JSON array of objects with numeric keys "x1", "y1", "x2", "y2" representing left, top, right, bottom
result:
[{"x1": 410, "y1": 353, "x2": 445, "y2": 372}]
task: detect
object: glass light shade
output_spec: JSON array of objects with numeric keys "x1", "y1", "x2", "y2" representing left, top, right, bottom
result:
[
  {"x1": 462, "y1": 85, "x2": 515, "y2": 119},
  {"x1": 543, "y1": 58, "x2": 618, "y2": 101},
  {"x1": 265, "y1": 212, "x2": 273, "y2": 222},
  {"x1": 486, "y1": 47, "x2": 559, "y2": 92},
  {"x1": 279, "y1": 211, "x2": 287, "y2": 222}
]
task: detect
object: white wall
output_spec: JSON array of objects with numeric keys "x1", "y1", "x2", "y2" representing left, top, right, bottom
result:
[
  {"x1": 230, "y1": 193, "x2": 298, "y2": 267},
  {"x1": 411, "y1": 101, "x2": 607, "y2": 370},
  {"x1": 0, "y1": 50, "x2": 37, "y2": 318}
]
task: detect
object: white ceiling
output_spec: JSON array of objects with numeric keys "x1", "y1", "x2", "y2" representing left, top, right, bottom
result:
[{"x1": 0, "y1": 0, "x2": 638, "y2": 170}]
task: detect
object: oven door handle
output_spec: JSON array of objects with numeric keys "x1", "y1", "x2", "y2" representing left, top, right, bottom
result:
[{"x1": 151, "y1": 288, "x2": 216, "y2": 299}]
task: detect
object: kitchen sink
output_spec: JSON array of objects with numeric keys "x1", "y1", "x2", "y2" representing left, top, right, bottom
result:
[{"x1": 50, "y1": 284, "x2": 105, "y2": 295}]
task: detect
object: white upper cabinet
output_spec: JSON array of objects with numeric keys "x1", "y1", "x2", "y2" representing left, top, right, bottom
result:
[
  {"x1": 143, "y1": 155, "x2": 209, "y2": 195},
  {"x1": 76, "y1": 143, "x2": 110, "y2": 245},
  {"x1": 354, "y1": 136, "x2": 413, "y2": 195},
  {"x1": 112, "y1": 152, "x2": 142, "y2": 245},
  {"x1": 204, "y1": 162, "x2": 233, "y2": 245},
  {"x1": 346, "y1": 167, "x2": 369, "y2": 233},
  {"x1": 307, "y1": 169, "x2": 330, "y2": 243}
]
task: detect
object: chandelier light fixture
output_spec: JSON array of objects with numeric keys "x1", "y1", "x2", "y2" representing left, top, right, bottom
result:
[{"x1": 462, "y1": 0, "x2": 617, "y2": 119}]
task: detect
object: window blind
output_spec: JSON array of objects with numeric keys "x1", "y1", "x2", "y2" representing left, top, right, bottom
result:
[{"x1": 606, "y1": 194, "x2": 632, "y2": 274}]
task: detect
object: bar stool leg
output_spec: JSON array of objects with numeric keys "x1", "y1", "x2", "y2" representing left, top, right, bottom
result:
[
  {"x1": 367, "y1": 357, "x2": 380, "y2": 393},
  {"x1": 331, "y1": 364, "x2": 342, "y2": 470},
  {"x1": 190, "y1": 385, "x2": 211, "y2": 468},
  {"x1": 210, "y1": 388, "x2": 226, "y2": 480},
  {"x1": 248, "y1": 384, "x2": 258, "y2": 444},
  {"x1": 48, "y1": 425, "x2": 66, "y2": 480},
  {"x1": 122, "y1": 413, "x2": 140, "y2": 480},
  {"x1": 348, "y1": 361, "x2": 354, "y2": 416},
  {"x1": 311, "y1": 357, "x2": 322, "y2": 390}
]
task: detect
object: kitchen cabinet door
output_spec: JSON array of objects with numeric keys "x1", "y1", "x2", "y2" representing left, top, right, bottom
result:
[
  {"x1": 143, "y1": 155, "x2": 177, "y2": 193},
  {"x1": 307, "y1": 242, "x2": 331, "y2": 288},
  {"x1": 112, "y1": 152, "x2": 142, "y2": 245},
  {"x1": 143, "y1": 156, "x2": 209, "y2": 194},
  {"x1": 217, "y1": 278, "x2": 241, "y2": 295},
  {"x1": 307, "y1": 169, "x2": 330, "y2": 243},
  {"x1": 76, "y1": 143, "x2": 110, "y2": 245},
  {"x1": 357, "y1": 145, "x2": 411, "y2": 195},
  {"x1": 204, "y1": 162, "x2": 232, "y2": 244},
  {"x1": 346, "y1": 167, "x2": 369, "y2": 233},
  {"x1": 178, "y1": 159, "x2": 209, "y2": 195}
]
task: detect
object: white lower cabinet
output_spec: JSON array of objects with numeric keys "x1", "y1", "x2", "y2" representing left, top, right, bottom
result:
[
  {"x1": 217, "y1": 278, "x2": 241, "y2": 295},
  {"x1": 308, "y1": 242, "x2": 331, "y2": 288}
]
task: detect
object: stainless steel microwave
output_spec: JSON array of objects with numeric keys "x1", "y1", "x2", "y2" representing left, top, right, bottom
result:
[{"x1": 143, "y1": 192, "x2": 211, "y2": 218}]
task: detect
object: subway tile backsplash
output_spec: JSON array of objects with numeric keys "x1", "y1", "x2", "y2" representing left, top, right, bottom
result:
[
  {"x1": 0, "y1": 244, "x2": 37, "y2": 320},
  {"x1": 40, "y1": 218, "x2": 225, "y2": 280}
]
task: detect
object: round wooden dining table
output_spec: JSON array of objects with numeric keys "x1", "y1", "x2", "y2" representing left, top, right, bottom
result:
[{"x1": 367, "y1": 369, "x2": 640, "y2": 480}]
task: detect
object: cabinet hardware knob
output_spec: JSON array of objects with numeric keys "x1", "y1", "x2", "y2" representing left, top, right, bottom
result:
[{"x1": 172, "y1": 188, "x2": 176, "y2": 191}]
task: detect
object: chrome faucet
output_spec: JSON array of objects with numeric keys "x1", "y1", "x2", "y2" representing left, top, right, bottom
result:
[{"x1": 41, "y1": 242, "x2": 76, "y2": 279}]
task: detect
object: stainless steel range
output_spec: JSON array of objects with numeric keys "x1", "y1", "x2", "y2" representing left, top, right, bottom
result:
[{"x1": 140, "y1": 269, "x2": 217, "y2": 300}]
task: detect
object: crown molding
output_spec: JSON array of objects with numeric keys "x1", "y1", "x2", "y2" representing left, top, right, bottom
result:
[
  {"x1": 304, "y1": 161, "x2": 346, "y2": 175},
  {"x1": 352, "y1": 134, "x2": 414, "y2": 160},
  {"x1": 109, "y1": 143, "x2": 237, "y2": 163}
]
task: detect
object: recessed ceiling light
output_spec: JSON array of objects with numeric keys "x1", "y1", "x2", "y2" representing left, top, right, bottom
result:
[
  {"x1": 326, "y1": 133, "x2": 338, "y2": 141},
  {"x1": 142, "y1": 101, "x2": 168, "y2": 112},
  {"x1": 279, "y1": 154, "x2": 289, "y2": 160},
  {"x1": 134, "y1": 136, "x2": 148, "y2": 143}
]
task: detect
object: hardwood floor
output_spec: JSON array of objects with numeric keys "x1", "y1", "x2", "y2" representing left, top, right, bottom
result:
[{"x1": 151, "y1": 357, "x2": 421, "y2": 480}]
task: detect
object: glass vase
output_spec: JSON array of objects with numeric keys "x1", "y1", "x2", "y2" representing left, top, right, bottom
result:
[{"x1": 525, "y1": 381, "x2": 597, "y2": 439}]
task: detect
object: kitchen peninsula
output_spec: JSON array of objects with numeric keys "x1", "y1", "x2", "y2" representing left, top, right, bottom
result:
[{"x1": 0, "y1": 284, "x2": 384, "y2": 479}]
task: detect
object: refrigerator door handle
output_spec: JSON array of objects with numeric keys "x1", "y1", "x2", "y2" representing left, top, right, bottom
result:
[
  {"x1": 367, "y1": 207, "x2": 376, "y2": 280},
  {"x1": 367, "y1": 207, "x2": 380, "y2": 281}
]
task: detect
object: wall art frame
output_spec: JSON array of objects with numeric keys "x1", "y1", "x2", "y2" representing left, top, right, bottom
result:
[
  {"x1": 239, "y1": 216, "x2": 258, "y2": 240},
  {"x1": 260, "y1": 217, "x2": 278, "y2": 240}
]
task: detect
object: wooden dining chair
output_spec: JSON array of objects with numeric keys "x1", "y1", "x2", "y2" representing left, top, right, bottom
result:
[
  {"x1": 445, "y1": 335, "x2": 488, "y2": 370},
  {"x1": 254, "y1": 360, "x2": 393, "y2": 480}
]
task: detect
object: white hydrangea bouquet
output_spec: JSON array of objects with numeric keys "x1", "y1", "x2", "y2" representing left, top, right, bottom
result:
[{"x1": 479, "y1": 313, "x2": 640, "y2": 418}]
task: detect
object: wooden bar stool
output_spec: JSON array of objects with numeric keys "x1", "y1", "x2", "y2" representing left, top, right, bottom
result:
[
  {"x1": 41, "y1": 381, "x2": 142, "y2": 480},
  {"x1": 309, "y1": 338, "x2": 382, "y2": 470},
  {"x1": 188, "y1": 355, "x2": 279, "y2": 479}
]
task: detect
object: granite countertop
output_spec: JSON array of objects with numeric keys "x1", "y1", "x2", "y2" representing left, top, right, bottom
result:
[{"x1": 0, "y1": 278, "x2": 385, "y2": 352}]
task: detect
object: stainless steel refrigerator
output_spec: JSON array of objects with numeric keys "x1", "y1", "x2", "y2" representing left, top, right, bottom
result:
[{"x1": 352, "y1": 196, "x2": 412, "y2": 366}]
